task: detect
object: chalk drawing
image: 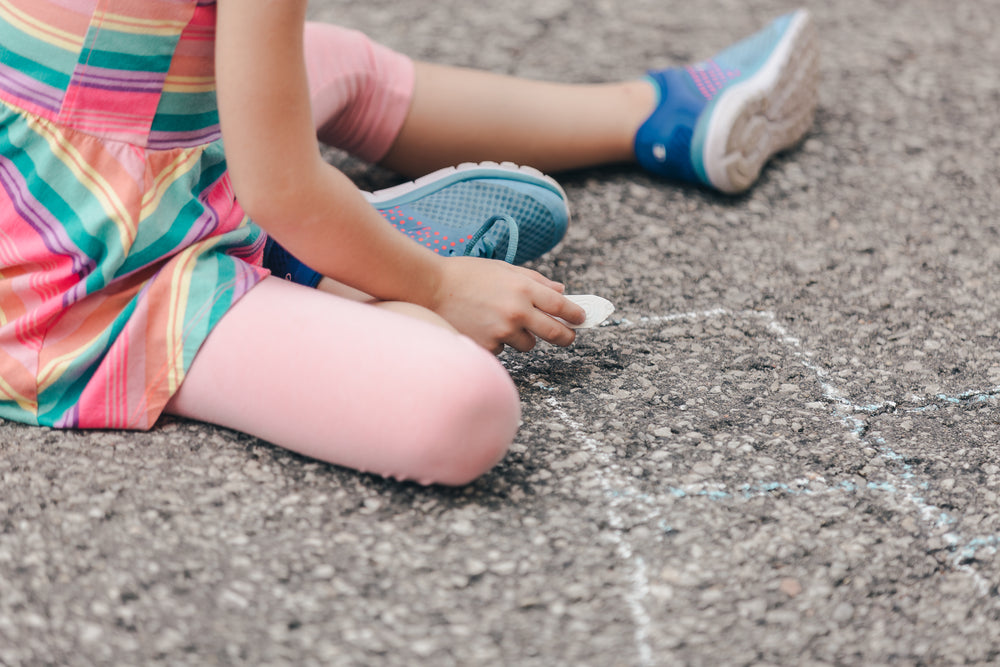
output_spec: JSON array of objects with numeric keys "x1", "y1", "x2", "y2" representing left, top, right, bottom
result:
[
  {"x1": 546, "y1": 396, "x2": 656, "y2": 666},
  {"x1": 550, "y1": 306, "x2": 999, "y2": 615}
]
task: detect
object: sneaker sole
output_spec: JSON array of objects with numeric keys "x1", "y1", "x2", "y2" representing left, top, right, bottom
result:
[
  {"x1": 362, "y1": 161, "x2": 570, "y2": 212},
  {"x1": 701, "y1": 9, "x2": 820, "y2": 194}
]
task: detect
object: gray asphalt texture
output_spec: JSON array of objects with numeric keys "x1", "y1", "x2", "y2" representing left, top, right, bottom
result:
[{"x1": 3, "y1": 0, "x2": 1000, "y2": 665}]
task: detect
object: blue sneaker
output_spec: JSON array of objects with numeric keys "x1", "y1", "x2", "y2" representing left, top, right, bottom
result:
[
  {"x1": 635, "y1": 9, "x2": 819, "y2": 194},
  {"x1": 365, "y1": 161, "x2": 569, "y2": 265},
  {"x1": 262, "y1": 161, "x2": 569, "y2": 287}
]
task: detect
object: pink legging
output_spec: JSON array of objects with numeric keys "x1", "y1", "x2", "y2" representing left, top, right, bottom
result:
[
  {"x1": 165, "y1": 24, "x2": 522, "y2": 486},
  {"x1": 304, "y1": 22, "x2": 415, "y2": 163}
]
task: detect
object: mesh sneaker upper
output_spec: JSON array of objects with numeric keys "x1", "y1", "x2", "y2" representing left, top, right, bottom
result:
[{"x1": 377, "y1": 179, "x2": 567, "y2": 264}]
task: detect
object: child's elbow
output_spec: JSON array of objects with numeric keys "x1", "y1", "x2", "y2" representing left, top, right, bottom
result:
[
  {"x1": 226, "y1": 142, "x2": 324, "y2": 231},
  {"x1": 231, "y1": 169, "x2": 309, "y2": 234}
]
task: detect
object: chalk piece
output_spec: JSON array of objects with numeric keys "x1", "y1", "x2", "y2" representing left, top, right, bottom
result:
[{"x1": 562, "y1": 295, "x2": 615, "y2": 329}]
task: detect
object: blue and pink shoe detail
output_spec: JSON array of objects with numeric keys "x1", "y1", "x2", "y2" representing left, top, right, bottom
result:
[
  {"x1": 635, "y1": 9, "x2": 819, "y2": 194},
  {"x1": 364, "y1": 161, "x2": 569, "y2": 265},
  {"x1": 262, "y1": 161, "x2": 570, "y2": 287}
]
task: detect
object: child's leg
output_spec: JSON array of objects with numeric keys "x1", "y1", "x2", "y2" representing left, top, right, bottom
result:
[
  {"x1": 164, "y1": 277, "x2": 520, "y2": 486},
  {"x1": 381, "y1": 64, "x2": 654, "y2": 178},
  {"x1": 381, "y1": 7, "x2": 819, "y2": 189},
  {"x1": 302, "y1": 21, "x2": 650, "y2": 175},
  {"x1": 302, "y1": 14, "x2": 818, "y2": 194}
]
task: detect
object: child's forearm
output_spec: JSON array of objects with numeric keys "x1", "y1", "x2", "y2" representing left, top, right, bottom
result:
[
  {"x1": 216, "y1": 0, "x2": 444, "y2": 308},
  {"x1": 214, "y1": 0, "x2": 583, "y2": 351},
  {"x1": 251, "y1": 161, "x2": 447, "y2": 308}
]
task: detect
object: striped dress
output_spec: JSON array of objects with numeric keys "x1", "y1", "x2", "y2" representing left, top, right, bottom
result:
[{"x1": 0, "y1": 0, "x2": 268, "y2": 429}]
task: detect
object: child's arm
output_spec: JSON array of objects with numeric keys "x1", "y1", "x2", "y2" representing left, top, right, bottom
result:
[{"x1": 215, "y1": 0, "x2": 584, "y2": 352}]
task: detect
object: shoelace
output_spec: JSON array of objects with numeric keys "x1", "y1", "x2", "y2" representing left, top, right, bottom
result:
[{"x1": 462, "y1": 214, "x2": 520, "y2": 263}]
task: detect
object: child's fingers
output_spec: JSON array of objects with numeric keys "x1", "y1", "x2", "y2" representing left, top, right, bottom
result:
[
  {"x1": 505, "y1": 329, "x2": 539, "y2": 353},
  {"x1": 512, "y1": 265, "x2": 565, "y2": 293},
  {"x1": 525, "y1": 310, "x2": 577, "y2": 347},
  {"x1": 505, "y1": 283, "x2": 578, "y2": 347},
  {"x1": 530, "y1": 283, "x2": 586, "y2": 326}
]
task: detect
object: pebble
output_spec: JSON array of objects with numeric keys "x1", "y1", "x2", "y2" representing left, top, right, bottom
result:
[{"x1": 780, "y1": 579, "x2": 803, "y2": 598}]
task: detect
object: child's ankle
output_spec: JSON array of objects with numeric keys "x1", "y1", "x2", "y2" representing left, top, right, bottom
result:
[
  {"x1": 626, "y1": 78, "x2": 658, "y2": 130},
  {"x1": 622, "y1": 78, "x2": 659, "y2": 159}
]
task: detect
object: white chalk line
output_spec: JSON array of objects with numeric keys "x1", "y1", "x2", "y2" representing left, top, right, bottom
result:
[
  {"x1": 758, "y1": 311, "x2": 994, "y2": 594},
  {"x1": 554, "y1": 307, "x2": 999, "y2": 604},
  {"x1": 545, "y1": 397, "x2": 655, "y2": 667}
]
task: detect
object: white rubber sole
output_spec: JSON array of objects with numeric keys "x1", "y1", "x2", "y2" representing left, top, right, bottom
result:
[
  {"x1": 361, "y1": 161, "x2": 569, "y2": 209},
  {"x1": 702, "y1": 9, "x2": 820, "y2": 194}
]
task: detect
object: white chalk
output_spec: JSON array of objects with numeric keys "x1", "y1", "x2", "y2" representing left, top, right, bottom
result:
[{"x1": 561, "y1": 295, "x2": 615, "y2": 329}]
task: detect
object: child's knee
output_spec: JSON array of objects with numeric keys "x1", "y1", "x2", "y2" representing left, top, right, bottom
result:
[
  {"x1": 408, "y1": 341, "x2": 521, "y2": 486},
  {"x1": 303, "y1": 23, "x2": 413, "y2": 162}
]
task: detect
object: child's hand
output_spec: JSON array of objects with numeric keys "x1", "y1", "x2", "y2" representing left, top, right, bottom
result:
[{"x1": 430, "y1": 257, "x2": 586, "y2": 354}]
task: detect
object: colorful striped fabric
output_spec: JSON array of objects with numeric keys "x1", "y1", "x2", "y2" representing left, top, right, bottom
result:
[{"x1": 0, "y1": 0, "x2": 268, "y2": 429}]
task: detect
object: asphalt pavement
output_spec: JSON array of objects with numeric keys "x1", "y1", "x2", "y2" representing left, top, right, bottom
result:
[{"x1": 3, "y1": 0, "x2": 1000, "y2": 664}]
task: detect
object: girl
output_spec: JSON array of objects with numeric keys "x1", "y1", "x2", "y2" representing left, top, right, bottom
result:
[{"x1": 0, "y1": 1, "x2": 818, "y2": 484}]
